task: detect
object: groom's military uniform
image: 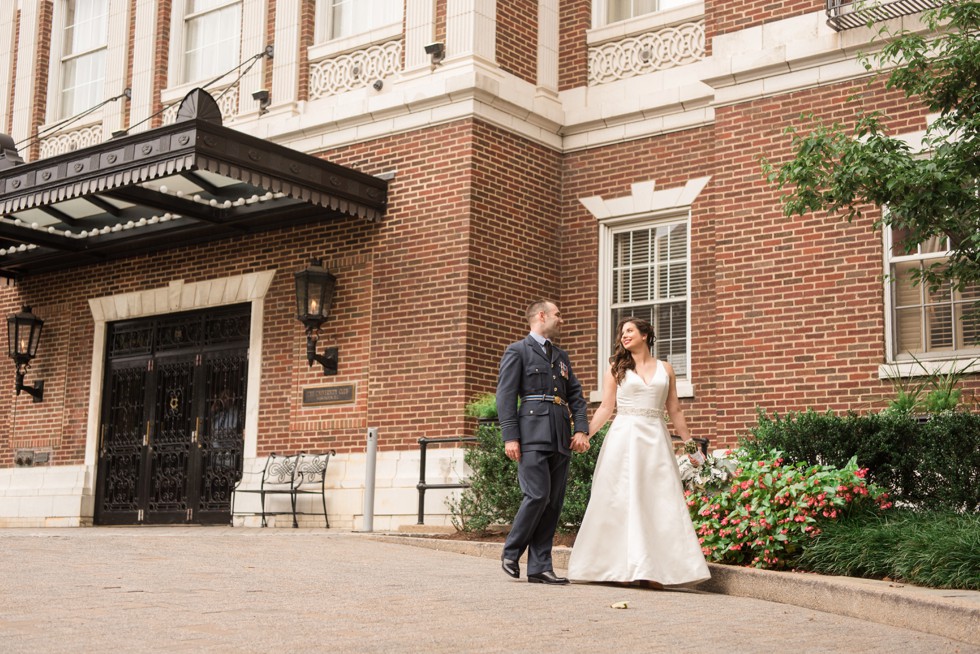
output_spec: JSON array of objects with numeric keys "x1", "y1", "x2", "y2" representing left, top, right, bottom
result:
[{"x1": 497, "y1": 334, "x2": 588, "y2": 576}]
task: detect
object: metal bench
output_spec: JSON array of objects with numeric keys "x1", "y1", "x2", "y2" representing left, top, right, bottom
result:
[{"x1": 232, "y1": 451, "x2": 335, "y2": 527}]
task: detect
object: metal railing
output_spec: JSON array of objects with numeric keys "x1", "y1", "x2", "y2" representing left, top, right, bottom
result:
[
  {"x1": 826, "y1": 0, "x2": 947, "y2": 31},
  {"x1": 416, "y1": 436, "x2": 478, "y2": 525}
]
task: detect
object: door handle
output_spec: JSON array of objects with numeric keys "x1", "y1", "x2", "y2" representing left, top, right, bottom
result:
[{"x1": 144, "y1": 421, "x2": 152, "y2": 448}]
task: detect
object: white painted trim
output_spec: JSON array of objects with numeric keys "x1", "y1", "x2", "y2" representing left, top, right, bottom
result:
[{"x1": 879, "y1": 358, "x2": 980, "y2": 381}]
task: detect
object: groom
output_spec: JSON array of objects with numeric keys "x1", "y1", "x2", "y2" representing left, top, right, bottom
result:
[{"x1": 497, "y1": 300, "x2": 590, "y2": 584}]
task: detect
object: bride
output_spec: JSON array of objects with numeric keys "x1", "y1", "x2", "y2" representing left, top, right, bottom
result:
[{"x1": 568, "y1": 317, "x2": 710, "y2": 586}]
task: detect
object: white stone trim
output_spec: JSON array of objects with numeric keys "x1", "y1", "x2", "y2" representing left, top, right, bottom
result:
[
  {"x1": 128, "y1": 0, "x2": 159, "y2": 134},
  {"x1": 0, "y1": 2, "x2": 15, "y2": 136},
  {"x1": 233, "y1": 446, "x2": 469, "y2": 530},
  {"x1": 588, "y1": 20, "x2": 705, "y2": 85},
  {"x1": 11, "y1": 0, "x2": 43, "y2": 151},
  {"x1": 309, "y1": 40, "x2": 403, "y2": 100},
  {"x1": 584, "y1": 177, "x2": 710, "y2": 402},
  {"x1": 404, "y1": 0, "x2": 437, "y2": 73},
  {"x1": 701, "y1": 9, "x2": 933, "y2": 108},
  {"x1": 269, "y1": 0, "x2": 301, "y2": 110},
  {"x1": 446, "y1": 0, "x2": 496, "y2": 65},
  {"x1": 537, "y1": 0, "x2": 559, "y2": 92}
]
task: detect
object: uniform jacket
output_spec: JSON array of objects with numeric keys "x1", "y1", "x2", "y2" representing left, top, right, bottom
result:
[{"x1": 496, "y1": 335, "x2": 589, "y2": 455}]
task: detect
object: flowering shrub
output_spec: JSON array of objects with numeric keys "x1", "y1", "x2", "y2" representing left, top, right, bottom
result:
[{"x1": 686, "y1": 449, "x2": 892, "y2": 569}]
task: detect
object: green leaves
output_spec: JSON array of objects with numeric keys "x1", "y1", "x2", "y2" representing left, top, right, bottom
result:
[{"x1": 762, "y1": 3, "x2": 980, "y2": 296}]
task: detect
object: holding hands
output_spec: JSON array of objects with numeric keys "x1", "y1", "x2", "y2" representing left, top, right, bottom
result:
[{"x1": 571, "y1": 432, "x2": 590, "y2": 453}]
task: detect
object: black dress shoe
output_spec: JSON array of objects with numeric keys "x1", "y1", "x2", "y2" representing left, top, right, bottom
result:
[
  {"x1": 527, "y1": 570, "x2": 569, "y2": 585},
  {"x1": 501, "y1": 557, "x2": 520, "y2": 579}
]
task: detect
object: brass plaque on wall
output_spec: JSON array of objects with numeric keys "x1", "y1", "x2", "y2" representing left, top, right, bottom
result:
[{"x1": 303, "y1": 383, "x2": 356, "y2": 406}]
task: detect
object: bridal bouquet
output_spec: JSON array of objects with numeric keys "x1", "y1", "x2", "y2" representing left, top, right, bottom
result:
[{"x1": 676, "y1": 441, "x2": 738, "y2": 494}]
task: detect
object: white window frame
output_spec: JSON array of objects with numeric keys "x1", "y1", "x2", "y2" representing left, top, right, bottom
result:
[
  {"x1": 582, "y1": 177, "x2": 709, "y2": 401},
  {"x1": 164, "y1": 0, "x2": 264, "y2": 117},
  {"x1": 55, "y1": 0, "x2": 110, "y2": 121},
  {"x1": 591, "y1": 0, "x2": 699, "y2": 32},
  {"x1": 45, "y1": 0, "x2": 127, "y2": 126},
  {"x1": 313, "y1": 0, "x2": 403, "y2": 45},
  {"x1": 177, "y1": 0, "x2": 242, "y2": 86},
  {"x1": 308, "y1": 0, "x2": 403, "y2": 62},
  {"x1": 876, "y1": 118, "x2": 980, "y2": 380},
  {"x1": 881, "y1": 226, "x2": 980, "y2": 379}
]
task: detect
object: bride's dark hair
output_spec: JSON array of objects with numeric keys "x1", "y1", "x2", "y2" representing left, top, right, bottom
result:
[{"x1": 610, "y1": 317, "x2": 656, "y2": 385}]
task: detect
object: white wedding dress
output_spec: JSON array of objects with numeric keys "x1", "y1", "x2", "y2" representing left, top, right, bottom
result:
[{"x1": 568, "y1": 361, "x2": 710, "y2": 586}]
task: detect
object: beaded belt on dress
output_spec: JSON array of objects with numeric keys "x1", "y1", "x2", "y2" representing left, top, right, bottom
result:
[{"x1": 618, "y1": 407, "x2": 667, "y2": 419}]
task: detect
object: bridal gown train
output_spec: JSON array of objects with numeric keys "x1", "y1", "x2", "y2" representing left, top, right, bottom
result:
[{"x1": 568, "y1": 361, "x2": 710, "y2": 585}]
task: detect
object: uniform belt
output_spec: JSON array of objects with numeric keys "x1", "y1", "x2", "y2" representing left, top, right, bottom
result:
[{"x1": 522, "y1": 394, "x2": 567, "y2": 406}]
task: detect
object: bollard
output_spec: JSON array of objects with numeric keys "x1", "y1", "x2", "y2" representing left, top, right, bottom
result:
[{"x1": 361, "y1": 427, "x2": 378, "y2": 532}]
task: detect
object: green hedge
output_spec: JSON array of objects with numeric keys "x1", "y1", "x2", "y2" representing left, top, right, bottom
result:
[
  {"x1": 741, "y1": 409, "x2": 980, "y2": 512},
  {"x1": 798, "y1": 509, "x2": 980, "y2": 590},
  {"x1": 449, "y1": 393, "x2": 606, "y2": 532}
]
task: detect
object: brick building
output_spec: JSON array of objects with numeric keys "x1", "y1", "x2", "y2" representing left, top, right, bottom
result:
[{"x1": 0, "y1": 0, "x2": 975, "y2": 528}]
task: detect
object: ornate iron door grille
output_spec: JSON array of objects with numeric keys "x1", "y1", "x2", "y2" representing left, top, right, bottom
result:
[{"x1": 95, "y1": 304, "x2": 250, "y2": 526}]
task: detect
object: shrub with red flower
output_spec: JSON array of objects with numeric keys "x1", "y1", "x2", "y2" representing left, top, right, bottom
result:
[{"x1": 686, "y1": 449, "x2": 892, "y2": 570}]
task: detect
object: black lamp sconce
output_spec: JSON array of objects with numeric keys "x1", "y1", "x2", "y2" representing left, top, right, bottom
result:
[
  {"x1": 6, "y1": 306, "x2": 44, "y2": 402},
  {"x1": 294, "y1": 259, "x2": 339, "y2": 376}
]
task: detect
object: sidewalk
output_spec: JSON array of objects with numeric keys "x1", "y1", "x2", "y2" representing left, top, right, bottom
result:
[
  {"x1": 0, "y1": 527, "x2": 976, "y2": 653},
  {"x1": 373, "y1": 532, "x2": 980, "y2": 647}
]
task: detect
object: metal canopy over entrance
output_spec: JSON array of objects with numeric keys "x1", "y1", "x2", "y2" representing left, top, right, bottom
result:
[{"x1": 0, "y1": 89, "x2": 388, "y2": 278}]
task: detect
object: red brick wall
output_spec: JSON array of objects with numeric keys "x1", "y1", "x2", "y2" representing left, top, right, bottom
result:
[
  {"x1": 707, "y1": 0, "x2": 821, "y2": 41},
  {"x1": 298, "y1": 0, "x2": 314, "y2": 102},
  {"x1": 28, "y1": 1, "x2": 54, "y2": 161},
  {"x1": 436, "y1": 0, "x2": 447, "y2": 47},
  {"x1": 151, "y1": 0, "x2": 172, "y2": 128},
  {"x1": 7, "y1": 10, "x2": 20, "y2": 135},
  {"x1": 561, "y1": 126, "x2": 719, "y2": 441},
  {"x1": 559, "y1": 0, "x2": 590, "y2": 91},
  {"x1": 467, "y1": 120, "x2": 563, "y2": 394},
  {"x1": 705, "y1": 80, "x2": 943, "y2": 444},
  {"x1": 559, "y1": 74, "x2": 980, "y2": 447},
  {"x1": 496, "y1": 0, "x2": 538, "y2": 84}
]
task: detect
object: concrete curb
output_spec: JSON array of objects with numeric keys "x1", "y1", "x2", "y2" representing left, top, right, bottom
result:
[{"x1": 370, "y1": 534, "x2": 980, "y2": 647}]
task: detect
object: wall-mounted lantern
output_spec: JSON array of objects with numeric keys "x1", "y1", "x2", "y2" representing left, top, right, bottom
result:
[
  {"x1": 294, "y1": 259, "x2": 338, "y2": 375},
  {"x1": 6, "y1": 305, "x2": 44, "y2": 402}
]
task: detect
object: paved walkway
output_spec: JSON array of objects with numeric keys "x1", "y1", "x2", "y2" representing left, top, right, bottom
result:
[{"x1": 0, "y1": 528, "x2": 976, "y2": 653}]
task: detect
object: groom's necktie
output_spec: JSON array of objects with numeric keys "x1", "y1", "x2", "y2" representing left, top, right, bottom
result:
[{"x1": 545, "y1": 340, "x2": 553, "y2": 362}]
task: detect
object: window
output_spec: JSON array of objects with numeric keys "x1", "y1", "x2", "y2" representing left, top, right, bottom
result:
[
  {"x1": 183, "y1": 0, "x2": 241, "y2": 84},
  {"x1": 605, "y1": 0, "x2": 693, "y2": 24},
  {"x1": 60, "y1": 0, "x2": 109, "y2": 119},
  {"x1": 585, "y1": 177, "x2": 707, "y2": 399},
  {"x1": 886, "y1": 227, "x2": 980, "y2": 360},
  {"x1": 608, "y1": 219, "x2": 690, "y2": 376},
  {"x1": 314, "y1": 0, "x2": 402, "y2": 43}
]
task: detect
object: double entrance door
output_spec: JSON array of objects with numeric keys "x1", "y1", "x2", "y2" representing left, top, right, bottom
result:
[{"x1": 95, "y1": 305, "x2": 250, "y2": 525}]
